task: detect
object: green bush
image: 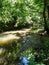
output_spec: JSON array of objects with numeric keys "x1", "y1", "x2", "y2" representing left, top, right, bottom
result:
[
  {"x1": 28, "y1": 53, "x2": 36, "y2": 65},
  {"x1": 27, "y1": 53, "x2": 45, "y2": 65}
]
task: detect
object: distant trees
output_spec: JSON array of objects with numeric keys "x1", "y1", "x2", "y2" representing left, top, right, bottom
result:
[
  {"x1": 0, "y1": 0, "x2": 49, "y2": 33},
  {"x1": 0, "y1": 0, "x2": 30, "y2": 31}
]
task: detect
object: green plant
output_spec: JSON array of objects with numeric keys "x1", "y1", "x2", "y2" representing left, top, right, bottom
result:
[{"x1": 28, "y1": 53, "x2": 36, "y2": 65}]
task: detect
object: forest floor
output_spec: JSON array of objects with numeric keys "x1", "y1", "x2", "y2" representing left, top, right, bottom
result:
[
  {"x1": 0, "y1": 27, "x2": 49, "y2": 50},
  {"x1": 0, "y1": 27, "x2": 49, "y2": 65}
]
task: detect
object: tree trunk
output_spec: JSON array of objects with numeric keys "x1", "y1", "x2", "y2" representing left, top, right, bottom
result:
[
  {"x1": 43, "y1": 0, "x2": 49, "y2": 33},
  {"x1": 47, "y1": 6, "x2": 49, "y2": 19}
]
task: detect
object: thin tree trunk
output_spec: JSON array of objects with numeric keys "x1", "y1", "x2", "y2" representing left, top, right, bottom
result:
[
  {"x1": 43, "y1": 0, "x2": 49, "y2": 33},
  {"x1": 43, "y1": 0, "x2": 48, "y2": 31},
  {"x1": 43, "y1": 0, "x2": 49, "y2": 34},
  {"x1": 47, "y1": 6, "x2": 49, "y2": 19}
]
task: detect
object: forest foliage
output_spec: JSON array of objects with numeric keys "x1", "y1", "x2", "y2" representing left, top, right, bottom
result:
[
  {"x1": 0, "y1": 0, "x2": 49, "y2": 65},
  {"x1": 0, "y1": 0, "x2": 45, "y2": 32}
]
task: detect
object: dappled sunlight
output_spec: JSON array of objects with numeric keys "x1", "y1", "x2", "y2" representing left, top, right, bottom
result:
[
  {"x1": 2, "y1": 29, "x2": 30, "y2": 35},
  {"x1": 0, "y1": 34, "x2": 20, "y2": 46},
  {"x1": 0, "y1": 0, "x2": 49, "y2": 65},
  {"x1": 0, "y1": 29, "x2": 31, "y2": 47}
]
